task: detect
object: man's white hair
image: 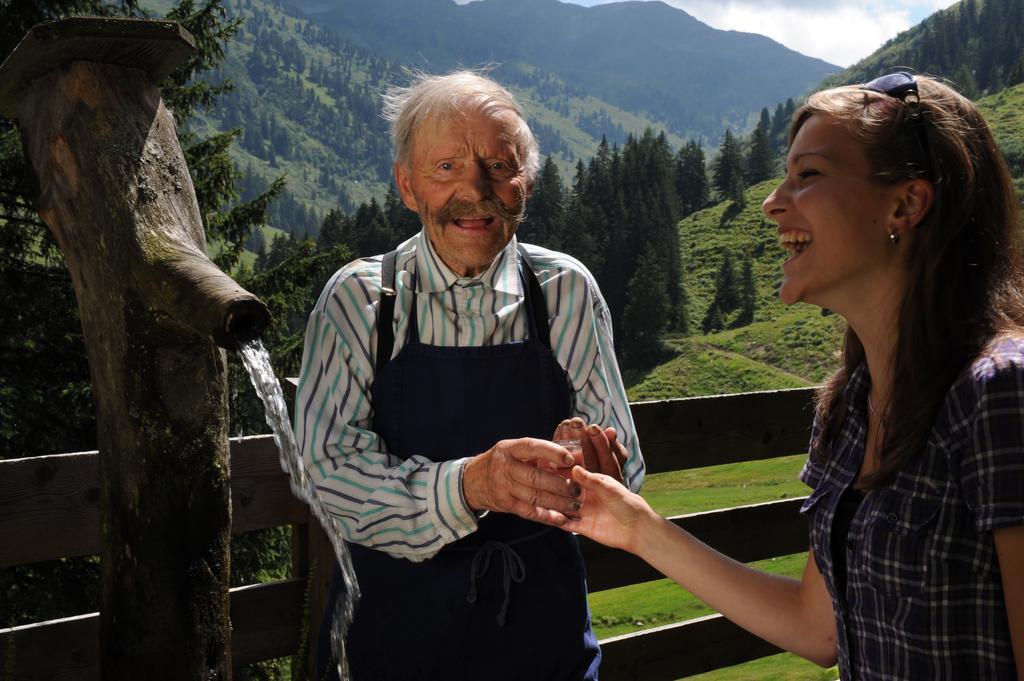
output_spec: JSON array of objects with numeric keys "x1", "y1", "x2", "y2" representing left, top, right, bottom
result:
[{"x1": 381, "y1": 70, "x2": 540, "y2": 185}]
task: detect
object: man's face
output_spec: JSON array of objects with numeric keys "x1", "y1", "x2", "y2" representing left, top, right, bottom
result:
[{"x1": 395, "y1": 108, "x2": 532, "y2": 277}]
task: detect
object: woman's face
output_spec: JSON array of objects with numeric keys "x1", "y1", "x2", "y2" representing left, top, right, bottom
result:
[{"x1": 762, "y1": 114, "x2": 909, "y2": 316}]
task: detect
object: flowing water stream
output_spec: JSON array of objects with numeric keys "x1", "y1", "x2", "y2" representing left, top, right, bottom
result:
[{"x1": 239, "y1": 338, "x2": 359, "y2": 680}]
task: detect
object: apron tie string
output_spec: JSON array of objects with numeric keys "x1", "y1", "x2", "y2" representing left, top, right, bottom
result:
[{"x1": 466, "y1": 540, "x2": 526, "y2": 626}]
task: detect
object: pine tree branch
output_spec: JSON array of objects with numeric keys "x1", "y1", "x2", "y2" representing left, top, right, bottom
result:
[{"x1": 0, "y1": 213, "x2": 46, "y2": 229}]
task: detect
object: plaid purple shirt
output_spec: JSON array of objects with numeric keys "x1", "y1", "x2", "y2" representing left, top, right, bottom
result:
[{"x1": 801, "y1": 337, "x2": 1024, "y2": 680}]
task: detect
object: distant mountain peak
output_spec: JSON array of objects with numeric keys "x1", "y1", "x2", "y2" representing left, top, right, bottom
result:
[{"x1": 289, "y1": 0, "x2": 836, "y2": 139}]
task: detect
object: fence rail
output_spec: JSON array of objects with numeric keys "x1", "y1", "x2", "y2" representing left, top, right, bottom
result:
[{"x1": 1, "y1": 386, "x2": 817, "y2": 680}]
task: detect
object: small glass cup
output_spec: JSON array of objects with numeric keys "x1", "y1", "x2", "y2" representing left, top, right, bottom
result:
[{"x1": 539, "y1": 438, "x2": 584, "y2": 478}]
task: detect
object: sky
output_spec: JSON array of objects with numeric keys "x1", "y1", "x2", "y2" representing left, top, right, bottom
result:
[{"x1": 454, "y1": 0, "x2": 960, "y2": 68}]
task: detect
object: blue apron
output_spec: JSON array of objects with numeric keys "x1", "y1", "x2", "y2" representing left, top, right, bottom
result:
[{"x1": 317, "y1": 245, "x2": 601, "y2": 680}]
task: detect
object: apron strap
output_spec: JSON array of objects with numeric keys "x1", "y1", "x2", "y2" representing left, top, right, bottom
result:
[
  {"x1": 465, "y1": 540, "x2": 526, "y2": 627},
  {"x1": 460, "y1": 525, "x2": 552, "y2": 626},
  {"x1": 375, "y1": 249, "x2": 400, "y2": 376},
  {"x1": 516, "y1": 244, "x2": 553, "y2": 351}
]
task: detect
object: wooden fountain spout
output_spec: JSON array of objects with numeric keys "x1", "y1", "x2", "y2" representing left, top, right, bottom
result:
[{"x1": 0, "y1": 17, "x2": 272, "y2": 680}]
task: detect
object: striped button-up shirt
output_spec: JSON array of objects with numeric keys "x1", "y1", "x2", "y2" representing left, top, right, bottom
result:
[
  {"x1": 801, "y1": 337, "x2": 1024, "y2": 680},
  {"x1": 294, "y1": 230, "x2": 645, "y2": 561}
]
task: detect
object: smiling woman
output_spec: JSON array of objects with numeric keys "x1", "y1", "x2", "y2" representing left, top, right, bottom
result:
[{"x1": 563, "y1": 73, "x2": 1024, "y2": 681}]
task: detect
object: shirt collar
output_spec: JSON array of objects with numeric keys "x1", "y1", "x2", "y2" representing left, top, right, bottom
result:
[{"x1": 413, "y1": 228, "x2": 523, "y2": 296}]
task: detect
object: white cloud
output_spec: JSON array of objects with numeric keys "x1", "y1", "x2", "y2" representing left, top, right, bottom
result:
[
  {"x1": 549, "y1": 0, "x2": 961, "y2": 67},
  {"x1": 671, "y1": 1, "x2": 913, "y2": 66}
]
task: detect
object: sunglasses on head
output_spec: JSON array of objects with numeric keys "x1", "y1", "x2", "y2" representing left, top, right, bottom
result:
[{"x1": 860, "y1": 71, "x2": 933, "y2": 181}]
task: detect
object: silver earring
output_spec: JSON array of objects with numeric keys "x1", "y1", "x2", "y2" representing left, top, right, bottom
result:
[{"x1": 889, "y1": 230, "x2": 900, "y2": 245}]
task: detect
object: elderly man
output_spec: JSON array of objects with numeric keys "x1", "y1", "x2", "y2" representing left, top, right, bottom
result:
[{"x1": 295, "y1": 70, "x2": 645, "y2": 681}]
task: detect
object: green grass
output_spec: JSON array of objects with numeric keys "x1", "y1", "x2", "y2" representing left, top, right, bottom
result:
[
  {"x1": 978, "y1": 82, "x2": 1024, "y2": 185},
  {"x1": 697, "y1": 309, "x2": 845, "y2": 386},
  {"x1": 978, "y1": 82, "x2": 1024, "y2": 147},
  {"x1": 678, "y1": 180, "x2": 789, "y2": 328},
  {"x1": 640, "y1": 453, "x2": 809, "y2": 516},
  {"x1": 584, "y1": 454, "x2": 840, "y2": 679},
  {"x1": 626, "y1": 309, "x2": 843, "y2": 402},
  {"x1": 590, "y1": 552, "x2": 807, "y2": 639},
  {"x1": 686, "y1": 654, "x2": 838, "y2": 681},
  {"x1": 626, "y1": 341, "x2": 809, "y2": 401}
]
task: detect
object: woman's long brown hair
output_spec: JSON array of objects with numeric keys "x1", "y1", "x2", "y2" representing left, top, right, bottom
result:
[{"x1": 800, "y1": 76, "x2": 1024, "y2": 487}]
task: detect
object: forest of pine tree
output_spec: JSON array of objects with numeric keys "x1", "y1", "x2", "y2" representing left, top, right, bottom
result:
[
  {"x1": 826, "y1": 0, "x2": 1024, "y2": 98},
  {"x1": 517, "y1": 131, "x2": 694, "y2": 367}
]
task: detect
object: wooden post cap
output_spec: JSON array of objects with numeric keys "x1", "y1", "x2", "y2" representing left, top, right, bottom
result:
[{"x1": 0, "y1": 17, "x2": 195, "y2": 119}]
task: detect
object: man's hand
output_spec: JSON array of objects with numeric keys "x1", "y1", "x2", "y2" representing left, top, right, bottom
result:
[
  {"x1": 553, "y1": 417, "x2": 629, "y2": 486},
  {"x1": 462, "y1": 438, "x2": 583, "y2": 525}
]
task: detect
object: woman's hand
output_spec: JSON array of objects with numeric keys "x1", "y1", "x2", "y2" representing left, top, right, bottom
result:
[
  {"x1": 565, "y1": 466, "x2": 840, "y2": 667},
  {"x1": 561, "y1": 465, "x2": 656, "y2": 554}
]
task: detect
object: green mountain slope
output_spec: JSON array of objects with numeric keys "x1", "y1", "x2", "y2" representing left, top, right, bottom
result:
[
  {"x1": 290, "y1": 0, "x2": 837, "y2": 142},
  {"x1": 820, "y1": 0, "x2": 1024, "y2": 98},
  {"x1": 626, "y1": 335, "x2": 810, "y2": 401},
  {"x1": 620, "y1": 177, "x2": 845, "y2": 399},
  {"x1": 977, "y1": 81, "x2": 1024, "y2": 189},
  {"x1": 680, "y1": 180, "x2": 782, "y2": 324}
]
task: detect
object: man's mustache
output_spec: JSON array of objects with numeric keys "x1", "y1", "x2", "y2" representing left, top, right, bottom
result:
[{"x1": 432, "y1": 197, "x2": 526, "y2": 227}]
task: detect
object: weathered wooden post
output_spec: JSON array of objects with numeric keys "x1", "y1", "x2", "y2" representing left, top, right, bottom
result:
[{"x1": 0, "y1": 18, "x2": 271, "y2": 680}]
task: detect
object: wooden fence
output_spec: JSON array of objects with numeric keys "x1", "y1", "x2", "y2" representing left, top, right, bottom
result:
[{"x1": 1, "y1": 385, "x2": 817, "y2": 680}]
